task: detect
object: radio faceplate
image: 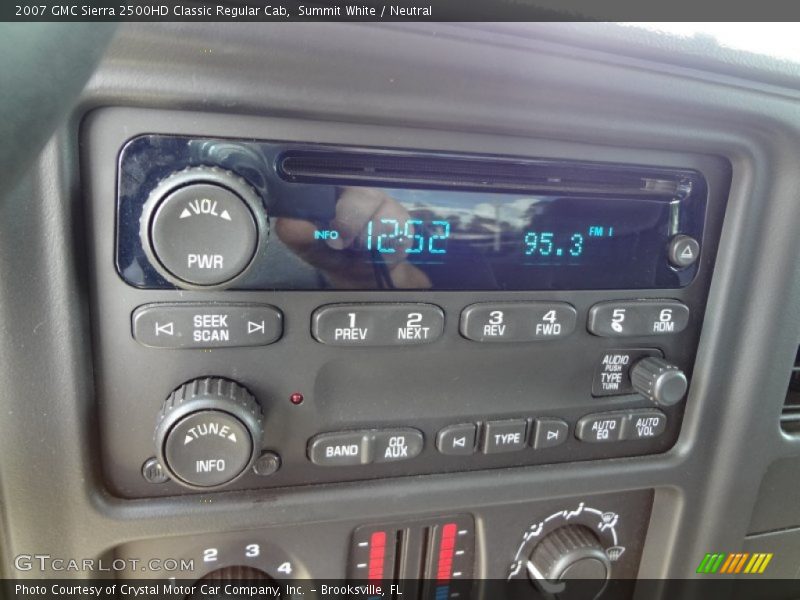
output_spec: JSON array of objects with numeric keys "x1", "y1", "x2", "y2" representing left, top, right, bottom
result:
[
  {"x1": 84, "y1": 109, "x2": 729, "y2": 498},
  {"x1": 118, "y1": 135, "x2": 707, "y2": 292}
]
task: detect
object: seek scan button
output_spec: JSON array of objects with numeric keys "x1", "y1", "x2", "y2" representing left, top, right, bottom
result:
[{"x1": 132, "y1": 303, "x2": 282, "y2": 349}]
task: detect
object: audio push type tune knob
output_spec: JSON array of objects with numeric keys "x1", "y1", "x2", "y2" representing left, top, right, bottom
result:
[
  {"x1": 630, "y1": 357, "x2": 688, "y2": 407},
  {"x1": 154, "y1": 377, "x2": 263, "y2": 489},
  {"x1": 140, "y1": 167, "x2": 269, "y2": 290},
  {"x1": 527, "y1": 525, "x2": 611, "y2": 599}
]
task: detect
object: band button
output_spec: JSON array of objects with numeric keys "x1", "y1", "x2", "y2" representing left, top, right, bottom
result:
[{"x1": 307, "y1": 432, "x2": 372, "y2": 466}]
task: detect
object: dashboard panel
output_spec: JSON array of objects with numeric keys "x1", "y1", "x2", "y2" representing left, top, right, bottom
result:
[
  {"x1": 85, "y1": 108, "x2": 729, "y2": 501},
  {"x1": 2, "y1": 22, "x2": 800, "y2": 597}
]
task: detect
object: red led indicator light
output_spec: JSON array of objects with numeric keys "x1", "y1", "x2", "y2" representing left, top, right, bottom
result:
[
  {"x1": 290, "y1": 392, "x2": 304, "y2": 405},
  {"x1": 436, "y1": 523, "x2": 457, "y2": 581},
  {"x1": 368, "y1": 530, "x2": 387, "y2": 581}
]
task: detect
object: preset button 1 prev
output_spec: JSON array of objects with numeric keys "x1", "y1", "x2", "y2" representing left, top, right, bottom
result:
[
  {"x1": 132, "y1": 303, "x2": 282, "y2": 348},
  {"x1": 312, "y1": 304, "x2": 444, "y2": 346}
]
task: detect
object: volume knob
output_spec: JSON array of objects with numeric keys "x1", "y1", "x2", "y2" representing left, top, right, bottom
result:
[
  {"x1": 140, "y1": 167, "x2": 268, "y2": 290},
  {"x1": 155, "y1": 377, "x2": 263, "y2": 489},
  {"x1": 630, "y1": 357, "x2": 688, "y2": 407}
]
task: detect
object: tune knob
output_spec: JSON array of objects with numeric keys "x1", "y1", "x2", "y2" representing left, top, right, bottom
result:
[
  {"x1": 155, "y1": 377, "x2": 263, "y2": 489},
  {"x1": 140, "y1": 167, "x2": 268, "y2": 290},
  {"x1": 630, "y1": 357, "x2": 688, "y2": 407},
  {"x1": 527, "y1": 525, "x2": 611, "y2": 599}
]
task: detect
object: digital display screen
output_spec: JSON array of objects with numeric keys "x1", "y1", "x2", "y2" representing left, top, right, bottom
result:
[
  {"x1": 117, "y1": 136, "x2": 706, "y2": 290},
  {"x1": 271, "y1": 186, "x2": 679, "y2": 290}
]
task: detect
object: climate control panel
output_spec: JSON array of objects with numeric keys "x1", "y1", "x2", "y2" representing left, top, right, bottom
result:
[{"x1": 113, "y1": 490, "x2": 652, "y2": 598}]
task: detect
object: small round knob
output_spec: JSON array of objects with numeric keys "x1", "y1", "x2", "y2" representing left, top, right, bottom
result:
[
  {"x1": 155, "y1": 377, "x2": 263, "y2": 489},
  {"x1": 192, "y1": 566, "x2": 277, "y2": 600},
  {"x1": 528, "y1": 525, "x2": 610, "y2": 598},
  {"x1": 630, "y1": 357, "x2": 688, "y2": 407},
  {"x1": 140, "y1": 167, "x2": 268, "y2": 290}
]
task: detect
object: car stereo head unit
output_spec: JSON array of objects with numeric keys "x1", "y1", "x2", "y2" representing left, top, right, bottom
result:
[
  {"x1": 85, "y1": 111, "x2": 728, "y2": 498},
  {"x1": 118, "y1": 136, "x2": 707, "y2": 292}
]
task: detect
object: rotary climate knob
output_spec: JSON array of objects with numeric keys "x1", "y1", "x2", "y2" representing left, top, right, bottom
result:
[
  {"x1": 630, "y1": 357, "x2": 688, "y2": 407},
  {"x1": 528, "y1": 525, "x2": 611, "y2": 599},
  {"x1": 140, "y1": 167, "x2": 269, "y2": 290},
  {"x1": 155, "y1": 378, "x2": 263, "y2": 489}
]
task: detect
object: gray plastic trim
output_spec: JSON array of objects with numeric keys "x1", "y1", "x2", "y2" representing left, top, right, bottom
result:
[{"x1": 0, "y1": 23, "x2": 799, "y2": 589}]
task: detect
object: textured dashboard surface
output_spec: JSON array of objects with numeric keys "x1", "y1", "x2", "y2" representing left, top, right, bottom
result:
[{"x1": 1, "y1": 23, "x2": 800, "y2": 586}]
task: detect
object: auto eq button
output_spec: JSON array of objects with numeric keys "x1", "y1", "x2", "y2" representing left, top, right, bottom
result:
[
  {"x1": 132, "y1": 303, "x2": 283, "y2": 348},
  {"x1": 575, "y1": 413, "x2": 625, "y2": 443}
]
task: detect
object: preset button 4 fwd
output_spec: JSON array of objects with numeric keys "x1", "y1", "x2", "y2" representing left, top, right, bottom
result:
[{"x1": 460, "y1": 302, "x2": 577, "y2": 342}]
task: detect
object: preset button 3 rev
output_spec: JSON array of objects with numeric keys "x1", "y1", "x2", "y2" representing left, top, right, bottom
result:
[{"x1": 460, "y1": 302, "x2": 577, "y2": 342}]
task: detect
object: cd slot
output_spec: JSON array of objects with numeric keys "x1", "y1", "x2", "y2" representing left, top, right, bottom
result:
[{"x1": 277, "y1": 149, "x2": 695, "y2": 198}]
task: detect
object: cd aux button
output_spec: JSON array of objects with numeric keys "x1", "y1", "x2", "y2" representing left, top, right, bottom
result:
[
  {"x1": 460, "y1": 302, "x2": 577, "y2": 342},
  {"x1": 373, "y1": 429, "x2": 424, "y2": 463},
  {"x1": 312, "y1": 303, "x2": 444, "y2": 346},
  {"x1": 587, "y1": 300, "x2": 689, "y2": 337}
]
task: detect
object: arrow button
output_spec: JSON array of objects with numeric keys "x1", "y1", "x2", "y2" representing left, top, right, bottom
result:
[
  {"x1": 436, "y1": 423, "x2": 477, "y2": 456},
  {"x1": 155, "y1": 322, "x2": 174, "y2": 336},
  {"x1": 533, "y1": 418, "x2": 569, "y2": 449},
  {"x1": 247, "y1": 320, "x2": 265, "y2": 335}
]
